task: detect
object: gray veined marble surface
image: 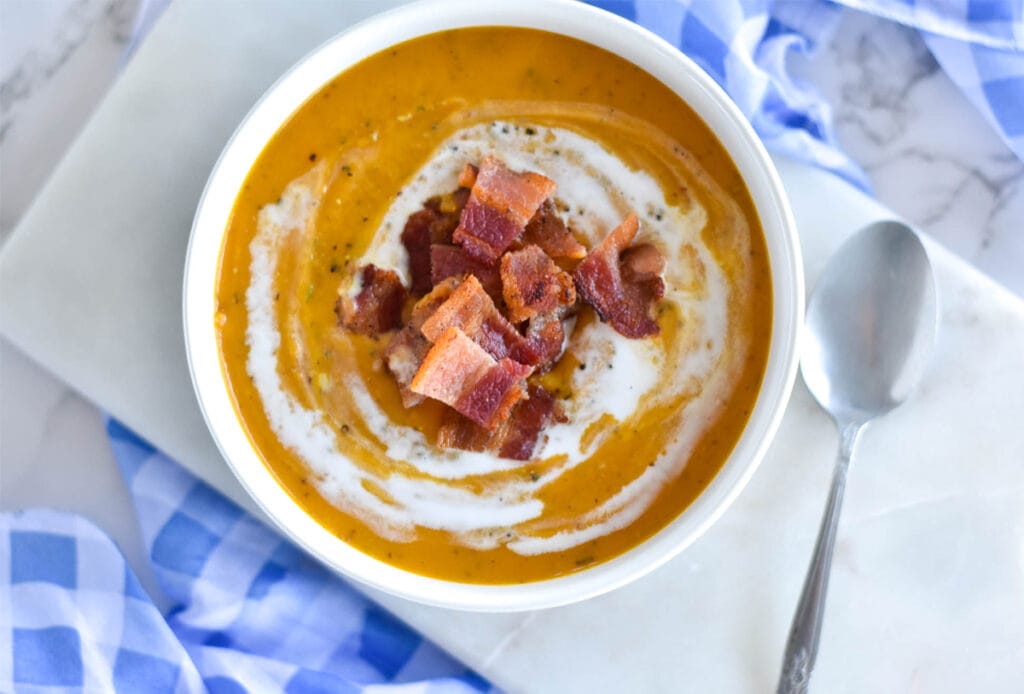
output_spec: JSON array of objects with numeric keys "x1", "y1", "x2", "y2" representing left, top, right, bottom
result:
[
  {"x1": 0, "y1": 0, "x2": 166, "y2": 242},
  {"x1": 1, "y1": 2, "x2": 1022, "y2": 691},
  {"x1": 2, "y1": 0, "x2": 175, "y2": 607},
  {"x1": 792, "y1": 10, "x2": 1024, "y2": 300}
]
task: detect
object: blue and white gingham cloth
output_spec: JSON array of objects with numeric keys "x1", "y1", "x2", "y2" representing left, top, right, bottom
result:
[
  {"x1": 1, "y1": 421, "x2": 490, "y2": 693},
  {"x1": 3, "y1": 1, "x2": 1023, "y2": 691}
]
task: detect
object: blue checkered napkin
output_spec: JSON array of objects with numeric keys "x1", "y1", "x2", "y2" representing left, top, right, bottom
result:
[
  {"x1": 835, "y1": 0, "x2": 1022, "y2": 50},
  {"x1": 589, "y1": 0, "x2": 866, "y2": 186},
  {"x1": 1, "y1": 509, "x2": 204, "y2": 692},
  {"x1": 925, "y1": 34, "x2": 1024, "y2": 159},
  {"x1": 0, "y1": 420, "x2": 492, "y2": 694}
]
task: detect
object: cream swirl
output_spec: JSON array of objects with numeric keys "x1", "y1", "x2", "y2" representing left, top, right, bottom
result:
[{"x1": 245, "y1": 122, "x2": 746, "y2": 554}]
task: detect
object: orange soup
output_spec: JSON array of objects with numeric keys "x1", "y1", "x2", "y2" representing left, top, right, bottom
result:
[{"x1": 215, "y1": 27, "x2": 772, "y2": 583}]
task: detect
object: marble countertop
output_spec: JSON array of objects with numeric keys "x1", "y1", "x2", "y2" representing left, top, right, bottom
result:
[
  {"x1": 2, "y1": 0, "x2": 1022, "y2": 688},
  {"x1": 1, "y1": 0, "x2": 175, "y2": 607}
]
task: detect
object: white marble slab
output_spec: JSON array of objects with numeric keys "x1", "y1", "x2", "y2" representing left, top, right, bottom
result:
[
  {"x1": 0, "y1": 0, "x2": 169, "y2": 244},
  {"x1": 2, "y1": 2, "x2": 1023, "y2": 692}
]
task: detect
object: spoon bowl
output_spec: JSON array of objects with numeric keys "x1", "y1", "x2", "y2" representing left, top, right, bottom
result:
[
  {"x1": 802, "y1": 220, "x2": 937, "y2": 424},
  {"x1": 777, "y1": 220, "x2": 937, "y2": 693}
]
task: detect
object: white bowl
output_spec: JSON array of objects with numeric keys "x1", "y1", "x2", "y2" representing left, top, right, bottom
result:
[{"x1": 184, "y1": 0, "x2": 803, "y2": 612}]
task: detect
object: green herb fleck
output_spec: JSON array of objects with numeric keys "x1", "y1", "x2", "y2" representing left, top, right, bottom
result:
[{"x1": 305, "y1": 284, "x2": 315, "y2": 302}]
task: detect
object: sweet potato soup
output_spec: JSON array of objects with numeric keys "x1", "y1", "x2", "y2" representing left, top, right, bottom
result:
[{"x1": 216, "y1": 27, "x2": 772, "y2": 583}]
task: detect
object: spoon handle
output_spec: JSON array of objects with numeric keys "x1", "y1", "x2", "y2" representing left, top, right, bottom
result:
[{"x1": 776, "y1": 421, "x2": 863, "y2": 694}]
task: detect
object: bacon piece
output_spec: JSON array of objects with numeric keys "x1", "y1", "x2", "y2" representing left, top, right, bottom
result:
[
  {"x1": 495, "y1": 384, "x2": 557, "y2": 460},
  {"x1": 382, "y1": 327, "x2": 429, "y2": 408},
  {"x1": 383, "y1": 279, "x2": 460, "y2": 407},
  {"x1": 456, "y1": 358, "x2": 533, "y2": 431},
  {"x1": 573, "y1": 214, "x2": 665, "y2": 338},
  {"x1": 453, "y1": 156, "x2": 556, "y2": 262},
  {"x1": 400, "y1": 210, "x2": 439, "y2": 296},
  {"x1": 521, "y1": 200, "x2": 586, "y2": 260},
  {"x1": 411, "y1": 276, "x2": 461, "y2": 326},
  {"x1": 436, "y1": 410, "x2": 492, "y2": 452},
  {"x1": 430, "y1": 244, "x2": 502, "y2": 298},
  {"x1": 469, "y1": 156, "x2": 556, "y2": 228},
  {"x1": 419, "y1": 275, "x2": 493, "y2": 342},
  {"x1": 410, "y1": 327, "x2": 532, "y2": 430},
  {"x1": 336, "y1": 264, "x2": 407, "y2": 338},
  {"x1": 420, "y1": 275, "x2": 540, "y2": 364},
  {"x1": 622, "y1": 243, "x2": 666, "y2": 282},
  {"x1": 437, "y1": 384, "x2": 557, "y2": 460},
  {"x1": 400, "y1": 189, "x2": 471, "y2": 295},
  {"x1": 454, "y1": 200, "x2": 522, "y2": 264},
  {"x1": 500, "y1": 245, "x2": 575, "y2": 324},
  {"x1": 458, "y1": 163, "x2": 479, "y2": 189},
  {"x1": 523, "y1": 311, "x2": 567, "y2": 371},
  {"x1": 498, "y1": 245, "x2": 577, "y2": 370}
]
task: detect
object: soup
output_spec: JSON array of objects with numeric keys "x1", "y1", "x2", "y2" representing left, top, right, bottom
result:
[{"x1": 215, "y1": 27, "x2": 772, "y2": 583}]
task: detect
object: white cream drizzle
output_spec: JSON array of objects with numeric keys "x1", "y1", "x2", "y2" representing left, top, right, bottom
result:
[{"x1": 245, "y1": 122, "x2": 746, "y2": 555}]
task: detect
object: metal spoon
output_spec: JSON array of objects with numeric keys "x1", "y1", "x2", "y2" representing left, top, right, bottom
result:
[{"x1": 776, "y1": 220, "x2": 938, "y2": 694}]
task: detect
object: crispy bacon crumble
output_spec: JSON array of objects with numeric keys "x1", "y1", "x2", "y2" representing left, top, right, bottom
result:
[
  {"x1": 335, "y1": 264, "x2": 407, "y2": 337},
  {"x1": 452, "y1": 155, "x2": 556, "y2": 262},
  {"x1": 500, "y1": 245, "x2": 576, "y2": 324},
  {"x1": 573, "y1": 214, "x2": 665, "y2": 339},
  {"x1": 339, "y1": 156, "x2": 665, "y2": 459}
]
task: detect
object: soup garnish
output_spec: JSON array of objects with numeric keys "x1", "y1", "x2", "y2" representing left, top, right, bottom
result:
[{"x1": 339, "y1": 155, "x2": 665, "y2": 459}]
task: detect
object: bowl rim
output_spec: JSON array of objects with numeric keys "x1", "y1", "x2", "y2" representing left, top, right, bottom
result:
[{"x1": 183, "y1": 0, "x2": 803, "y2": 612}]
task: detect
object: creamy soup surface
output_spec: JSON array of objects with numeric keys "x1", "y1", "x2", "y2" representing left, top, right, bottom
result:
[{"x1": 216, "y1": 28, "x2": 772, "y2": 583}]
